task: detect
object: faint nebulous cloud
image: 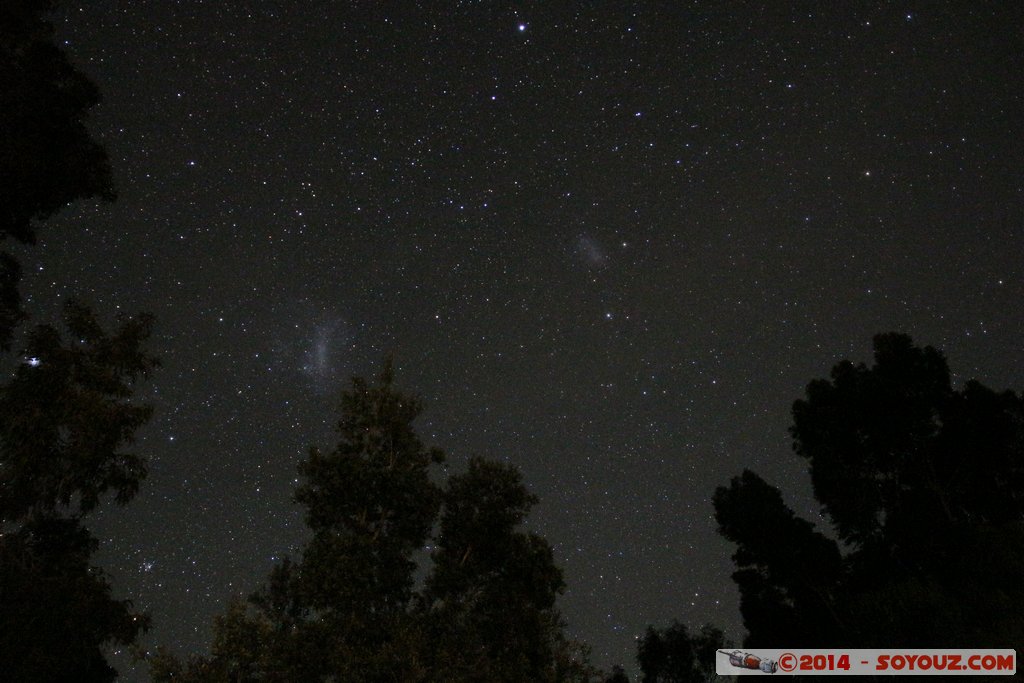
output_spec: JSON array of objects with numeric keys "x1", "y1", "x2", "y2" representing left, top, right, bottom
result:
[
  {"x1": 299, "y1": 316, "x2": 350, "y2": 392},
  {"x1": 574, "y1": 234, "x2": 607, "y2": 267}
]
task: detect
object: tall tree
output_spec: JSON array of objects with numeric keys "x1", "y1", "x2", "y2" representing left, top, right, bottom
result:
[
  {"x1": 713, "y1": 470, "x2": 843, "y2": 647},
  {"x1": 296, "y1": 360, "x2": 443, "y2": 617},
  {"x1": 422, "y1": 457, "x2": 583, "y2": 682},
  {"x1": 1, "y1": 3, "x2": 157, "y2": 679},
  {"x1": 292, "y1": 359, "x2": 444, "y2": 680},
  {"x1": 150, "y1": 362, "x2": 595, "y2": 682},
  {"x1": 714, "y1": 333, "x2": 1024, "y2": 648},
  {"x1": 151, "y1": 361, "x2": 437, "y2": 682}
]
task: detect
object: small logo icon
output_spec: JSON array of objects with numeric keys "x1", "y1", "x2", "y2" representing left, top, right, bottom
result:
[{"x1": 720, "y1": 650, "x2": 778, "y2": 674}]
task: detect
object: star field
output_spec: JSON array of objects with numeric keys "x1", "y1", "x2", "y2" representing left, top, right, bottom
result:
[{"x1": 25, "y1": 3, "x2": 1024, "y2": 679}]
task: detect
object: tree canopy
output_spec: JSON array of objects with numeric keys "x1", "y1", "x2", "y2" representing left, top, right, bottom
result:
[
  {"x1": 0, "y1": 300, "x2": 158, "y2": 522},
  {"x1": 0, "y1": 302, "x2": 158, "y2": 681},
  {"x1": 636, "y1": 622, "x2": 728, "y2": 683},
  {"x1": 713, "y1": 333, "x2": 1024, "y2": 648},
  {"x1": 150, "y1": 361, "x2": 596, "y2": 682}
]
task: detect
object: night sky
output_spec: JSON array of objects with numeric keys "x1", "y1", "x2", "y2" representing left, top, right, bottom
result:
[{"x1": 26, "y1": 2, "x2": 1024, "y2": 679}]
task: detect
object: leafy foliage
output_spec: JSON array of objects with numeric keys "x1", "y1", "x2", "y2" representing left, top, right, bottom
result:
[
  {"x1": 0, "y1": 300, "x2": 158, "y2": 522},
  {"x1": 151, "y1": 361, "x2": 595, "y2": 682},
  {"x1": 714, "y1": 333, "x2": 1024, "y2": 648},
  {"x1": 295, "y1": 360, "x2": 443, "y2": 621},
  {"x1": 421, "y1": 457, "x2": 574, "y2": 681},
  {"x1": 0, "y1": 303, "x2": 157, "y2": 680}
]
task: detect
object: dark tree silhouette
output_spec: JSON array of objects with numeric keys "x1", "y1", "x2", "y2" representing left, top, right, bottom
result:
[
  {"x1": 0, "y1": 516, "x2": 149, "y2": 682},
  {"x1": 1, "y1": 4, "x2": 158, "y2": 679},
  {"x1": 636, "y1": 622, "x2": 728, "y2": 683},
  {"x1": 1, "y1": 0, "x2": 116, "y2": 348},
  {"x1": 421, "y1": 456, "x2": 584, "y2": 681},
  {"x1": 295, "y1": 360, "x2": 443, "y2": 624},
  {"x1": 150, "y1": 362, "x2": 595, "y2": 682},
  {"x1": 713, "y1": 470, "x2": 842, "y2": 647},
  {"x1": 0, "y1": 303, "x2": 158, "y2": 681},
  {"x1": 605, "y1": 665, "x2": 630, "y2": 683},
  {"x1": 0, "y1": 301, "x2": 157, "y2": 522},
  {"x1": 714, "y1": 333, "x2": 1024, "y2": 648}
]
